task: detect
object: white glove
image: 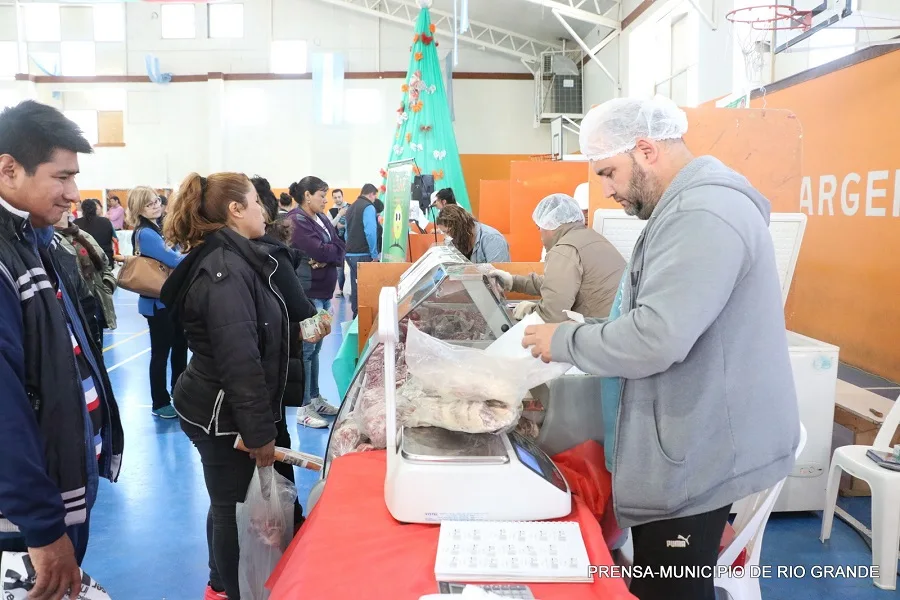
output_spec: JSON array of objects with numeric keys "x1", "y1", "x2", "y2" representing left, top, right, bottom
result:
[
  {"x1": 488, "y1": 269, "x2": 513, "y2": 292},
  {"x1": 513, "y1": 300, "x2": 537, "y2": 320}
]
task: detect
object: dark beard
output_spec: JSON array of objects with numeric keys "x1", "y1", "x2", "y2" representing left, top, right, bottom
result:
[{"x1": 618, "y1": 156, "x2": 660, "y2": 220}]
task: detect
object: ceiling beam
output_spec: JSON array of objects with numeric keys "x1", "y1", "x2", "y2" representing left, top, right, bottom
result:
[
  {"x1": 311, "y1": 0, "x2": 564, "y2": 63},
  {"x1": 519, "y1": 0, "x2": 621, "y2": 30}
]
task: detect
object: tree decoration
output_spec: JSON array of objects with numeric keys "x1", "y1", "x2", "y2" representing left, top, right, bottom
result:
[
  {"x1": 379, "y1": 185, "x2": 387, "y2": 193},
  {"x1": 380, "y1": 168, "x2": 388, "y2": 179},
  {"x1": 378, "y1": 5, "x2": 470, "y2": 216},
  {"x1": 413, "y1": 34, "x2": 420, "y2": 43}
]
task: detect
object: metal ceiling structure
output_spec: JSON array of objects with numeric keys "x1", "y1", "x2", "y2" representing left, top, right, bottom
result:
[
  {"x1": 312, "y1": 0, "x2": 567, "y2": 63},
  {"x1": 518, "y1": 0, "x2": 620, "y2": 30}
]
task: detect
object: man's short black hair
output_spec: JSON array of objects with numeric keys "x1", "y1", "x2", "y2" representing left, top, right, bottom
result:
[
  {"x1": 158, "y1": 195, "x2": 168, "y2": 206},
  {"x1": 0, "y1": 100, "x2": 93, "y2": 175},
  {"x1": 332, "y1": 188, "x2": 343, "y2": 196},
  {"x1": 361, "y1": 183, "x2": 378, "y2": 196}
]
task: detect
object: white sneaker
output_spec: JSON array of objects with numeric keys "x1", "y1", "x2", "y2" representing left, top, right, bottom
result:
[
  {"x1": 297, "y1": 405, "x2": 328, "y2": 428},
  {"x1": 310, "y1": 396, "x2": 339, "y2": 416}
]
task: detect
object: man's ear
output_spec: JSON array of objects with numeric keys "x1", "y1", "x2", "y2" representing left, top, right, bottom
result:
[
  {"x1": 0, "y1": 154, "x2": 23, "y2": 189},
  {"x1": 633, "y1": 138, "x2": 661, "y2": 166}
]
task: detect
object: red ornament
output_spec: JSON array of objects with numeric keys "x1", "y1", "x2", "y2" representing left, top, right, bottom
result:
[
  {"x1": 420, "y1": 125, "x2": 432, "y2": 132},
  {"x1": 380, "y1": 168, "x2": 387, "y2": 178},
  {"x1": 379, "y1": 185, "x2": 387, "y2": 193},
  {"x1": 422, "y1": 34, "x2": 434, "y2": 45}
]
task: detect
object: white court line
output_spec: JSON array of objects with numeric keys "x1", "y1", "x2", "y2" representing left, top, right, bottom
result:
[
  {"x1": 106, "y1": 347, "x2": 151, "y2": 372},
  {"x1": 103, "y1": 329, "x2": 149, "y2": 352}
]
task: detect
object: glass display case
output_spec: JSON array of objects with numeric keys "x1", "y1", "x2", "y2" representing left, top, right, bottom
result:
[{"x1": 322, "y1": 245, "x2": 514, "y2": 475}]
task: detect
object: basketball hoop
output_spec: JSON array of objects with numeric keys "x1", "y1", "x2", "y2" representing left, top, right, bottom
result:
[{"x1": 727, "y1": 5, "x2": 812, "y2": 90}]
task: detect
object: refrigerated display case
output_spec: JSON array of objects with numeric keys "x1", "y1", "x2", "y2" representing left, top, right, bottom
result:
[{"x1": 320, "y1": 246, "x2": 515, "y2": 478}]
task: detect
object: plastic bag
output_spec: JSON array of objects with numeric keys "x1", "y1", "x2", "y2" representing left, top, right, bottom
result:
[
  {"x1": 405, "y1": 322, "x2": 571, "y2": 409},
  {"x1": 237, "y1": 466, "x2": 298, "y2": 600},
  {"x1": 0, "y1": 552, "x2": 110, "y2": 600}
]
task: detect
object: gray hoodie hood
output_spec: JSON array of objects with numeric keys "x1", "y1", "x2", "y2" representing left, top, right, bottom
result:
[{"x1": 551, "y1": 155, "x2": 799, "y2": 528}]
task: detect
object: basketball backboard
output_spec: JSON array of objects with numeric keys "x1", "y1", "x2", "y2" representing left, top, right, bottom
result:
[{"x1": 774, "y1": 0, "x2": 854, "y2": 53}]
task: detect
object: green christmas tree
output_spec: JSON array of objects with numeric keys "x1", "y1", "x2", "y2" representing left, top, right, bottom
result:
[{"x1": 379, "y1": 5, "x2": 471, "y2": 214}]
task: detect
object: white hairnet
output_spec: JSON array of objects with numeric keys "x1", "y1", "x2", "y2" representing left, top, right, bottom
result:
[
  {"x1": 579, "y1": 95, "x2": 688, "y2": 162},
  {"x1": 532, "y1": 193, "x2": 585, "y2": 230}
]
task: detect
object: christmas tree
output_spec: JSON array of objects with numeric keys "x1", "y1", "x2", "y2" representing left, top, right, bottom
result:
[{"x1": 378, "y1": 3, "x2": 471, "y2": 214}]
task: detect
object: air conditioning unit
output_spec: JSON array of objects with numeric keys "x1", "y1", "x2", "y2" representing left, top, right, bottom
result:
[{"x1": 535, "y1": 50, "x2": 584, "y2": 123}]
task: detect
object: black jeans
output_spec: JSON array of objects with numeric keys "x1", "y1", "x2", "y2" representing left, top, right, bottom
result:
[
  {"x1": 336, "y1": 261, "x2": 346, "y2": 294},
  {"x1": 146, "y1": 307, "x2": 188, "y2": 410},
  {"x1": 182, "y1": 417, "x2": 302, "y2": 600},
  {"x1": 629, "y1": 505, "x2": 730, "y2": 600},
  {"x1": 346, "y1": 255, "x2": 372, "y2": 318}
]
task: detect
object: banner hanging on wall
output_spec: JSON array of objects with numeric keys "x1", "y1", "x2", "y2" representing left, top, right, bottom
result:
[{"x1": 381, "y1": 159, "x2": 415, "y2": 263}]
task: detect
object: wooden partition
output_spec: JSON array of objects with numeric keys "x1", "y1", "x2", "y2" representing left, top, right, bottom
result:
[
  {"x1": 356, "y1": 261, "x2": 545, "y2": 352},
  {"x1": 477, "y1": 180, "x2": 511, "y2": 234},
  {"x1": 461, "y1": 154, "x2": 532, "y2": 216}
]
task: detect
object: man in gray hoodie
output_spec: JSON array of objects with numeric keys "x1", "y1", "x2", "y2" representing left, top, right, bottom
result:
[{"x1": 523, "y1": 97, "x2": 800, "y2": 600}]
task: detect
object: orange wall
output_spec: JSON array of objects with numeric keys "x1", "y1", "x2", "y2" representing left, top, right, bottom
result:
[
  {"x1": 461, "y1": 154, "x2": 533, "y2": 216},
  {"x1": 745, "y1": 50, "x2": 900, "y2": 381},
  {"x1": 478, "y1": 180, "x2": 511, "y2": 234},
  {"x1": 509, "y1": 160, "x2": 589, "y2": 261}
]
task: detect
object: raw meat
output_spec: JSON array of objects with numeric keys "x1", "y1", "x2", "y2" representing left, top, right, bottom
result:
[{"x1": 397, "y1": 377, "x2": 521, "y2": 434}]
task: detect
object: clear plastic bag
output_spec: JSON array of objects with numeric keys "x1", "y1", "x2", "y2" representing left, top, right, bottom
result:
[
  {"x1": 237, "y1": 466, "x2": 298, "y2": 600},
  {"x1": 405, "y1": 322, "x2": 571, "y2": 410}
]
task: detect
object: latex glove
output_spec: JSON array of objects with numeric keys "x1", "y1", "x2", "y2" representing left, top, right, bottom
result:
[
  {"x1": 513, "y1": 300, "x2": 537, "y2": 321},
  {"x1": 488, "y1": 269, "x2": 513, "y2": 292}
]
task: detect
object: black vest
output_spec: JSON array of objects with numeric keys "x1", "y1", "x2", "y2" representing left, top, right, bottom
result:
[{"x1": 345, "y1": 196, "x2": 374, "y2": 254}]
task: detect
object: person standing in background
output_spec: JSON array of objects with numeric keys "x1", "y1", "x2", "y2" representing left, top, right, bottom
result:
[
  {"x1": 344, "y1": 183, "x2": 380, "y2": 318},
  {"x1": 106, "y1": 194, "x2": 125, "y2": 230},
  {"x1": 430, "y1": 187, "x2": 457, "y2": 212},
  {"x1": 328, "y1": 188, "x2": 348, "y2": 297},
  {"x1": 288, "y1": 176, "x2": 345, "y2": 428},
  {"x1": 0, "y1": 100, "x2": 124, "y2": 596},
  {"x1": 156, "y1": 195, "x2": 168, "y2": 228},
  {"x1": 126, "y1": 186, "x2": 187, "y2": 420},
  {"x1": 278, "y1": 192, "x2": 295, "y2": 215},
  {"x1": 74, "y1": 198, "x2": 117, "y2": 265}
]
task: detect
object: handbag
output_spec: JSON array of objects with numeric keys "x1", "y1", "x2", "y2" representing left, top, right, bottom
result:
[{"x1": 116, "y1": 229, "x2": 171, "y2": 298}]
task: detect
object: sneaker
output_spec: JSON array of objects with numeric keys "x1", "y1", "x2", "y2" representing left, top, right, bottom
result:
[
  {"x1": 311, "y1": 396, "x2": 339, "y2": 416},
  {"x1": 297, "y1": 405, "x2": 328, "y2": 428},
  {"x1": 204, "y1": 585, "x2": 227, "y2": 600},
  {"x1": 152, "y1": 405, "x2": 177, "y2": 419}
]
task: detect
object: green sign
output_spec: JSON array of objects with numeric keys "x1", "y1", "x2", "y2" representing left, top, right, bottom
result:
[{"x1": 381, "y1": 159, "x2": 415, "y2": 263}]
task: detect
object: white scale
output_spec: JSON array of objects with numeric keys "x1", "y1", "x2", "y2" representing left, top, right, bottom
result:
[{"x1": 378, "y1": 287, "x2": 572, "y2": 524}]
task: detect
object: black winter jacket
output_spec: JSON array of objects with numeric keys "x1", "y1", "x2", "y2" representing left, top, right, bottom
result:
[{"x1": 160, "y1": 228, "x2": 301, "y2": 448}]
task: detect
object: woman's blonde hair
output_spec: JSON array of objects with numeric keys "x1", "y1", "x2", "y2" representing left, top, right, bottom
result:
[
  {"x1": 125, "y1": 186, "x2": 160, "y2": 228},
  {"x1": 164, "y1": 172, "x2": 252, "y2": 251}
]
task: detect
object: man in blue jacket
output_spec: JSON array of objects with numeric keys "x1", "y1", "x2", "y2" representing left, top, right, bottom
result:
[
  {"x1": 344, "y1": 183, "x2": 381, "y2": 318},
  {"x1": 0, "y1": 100, "x2": 124, "y2": 600}
]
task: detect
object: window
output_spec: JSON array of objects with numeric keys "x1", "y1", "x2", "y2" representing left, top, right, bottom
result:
[
  {"x1": 225, "y1": 88, "x2": 267, "y2": 125},
  {"x1": 30, "y1": 52, "x2": 60, "y2": 76},
  {"x1": 344, "y1": 89, "x2": 383, "y2": 125},
  {"x1": 64, "y1": 110, "x2": 98, "y2": 146},
  {"x1": 652, "y1": 7, "x2": 698, "y2": 107},
  {"x1": 271, "y1": 40, "x2": 308, "y2": 74},
  {"x1": 0, "y1": 42, "x2": 17, "y2": 79},
  {"x1": 61, "y1": 42, "x2": 96, "y2": 76},
  {"x1": 161, "y1": 4, "x2": 196, "y2": 39},
  {"x1": 24, "y1": 3, "x2": 61, "y2": 42},
  {"x1": 93, "y1": 3, "x2": 126, "y2": 43},
  {"x1": 209, "y1": 3, "x2": 243, "y2": 39},
  {"x1": 808, "y1": 28, "x2": 857, "y2": 69}
]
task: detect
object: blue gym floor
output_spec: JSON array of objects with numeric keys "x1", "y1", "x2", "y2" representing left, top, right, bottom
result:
[{"x1": 83, "y1": 289, "x2": 898, "y2": 600}]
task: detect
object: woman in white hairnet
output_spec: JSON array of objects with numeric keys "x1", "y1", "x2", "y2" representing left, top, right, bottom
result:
[{"x1": 489, "y1": 193, "x2": 625, "y2": 322}]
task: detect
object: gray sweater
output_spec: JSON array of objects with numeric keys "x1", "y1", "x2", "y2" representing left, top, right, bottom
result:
[{"x1": 551, "y1": 156, "x2": 800, "y2": 528}]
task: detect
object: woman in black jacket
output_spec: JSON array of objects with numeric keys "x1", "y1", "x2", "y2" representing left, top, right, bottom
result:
[
  {"x1": 74, "y1": 198, "x2": 117, "y2": 265},
  {"x1": 159, "y1": 171, "x2": 326, "y2": 600}
]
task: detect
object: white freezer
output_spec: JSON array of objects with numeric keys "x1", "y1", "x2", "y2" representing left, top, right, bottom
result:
[{"x1": 773, "y1": 331, "x2": 839, "y2": 512}]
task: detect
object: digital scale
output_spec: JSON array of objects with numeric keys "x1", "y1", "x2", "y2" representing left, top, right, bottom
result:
[{"x1": 378, "y1": 287, "x2": 572, "y2": 524}]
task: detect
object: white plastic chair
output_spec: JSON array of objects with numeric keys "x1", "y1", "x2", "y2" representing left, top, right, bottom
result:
[
  {"x1": 618, "y1": 424, "x2": 807, "y2": 600},
  {"x1": 821, "y1": 393, "x2": 900, "y2": 590}
]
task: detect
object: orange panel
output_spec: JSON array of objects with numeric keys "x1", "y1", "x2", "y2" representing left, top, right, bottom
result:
[
  {"x1": 460, "y1": 154, "x2": 532, "y2": 216},
  {"x1": 744, "y1": 51, "x2": 900, "y2": 381},
  {"x1": 478, "y1": 180, "x2": 511, "y2": 234},
  {"x1": 509, "y1": 160, "x2": 589, "y2": 258}
]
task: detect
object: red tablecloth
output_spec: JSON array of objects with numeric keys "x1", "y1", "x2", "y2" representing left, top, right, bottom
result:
[{"x1": 268, "y1": 450, "x2": 636, "y2": 600}]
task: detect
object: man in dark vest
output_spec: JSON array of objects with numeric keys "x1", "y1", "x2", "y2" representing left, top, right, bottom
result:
[
  {"x1": 344, "y1": 183, "x2": 380, "y2": 318},
  {"x1": 0, "y1": 100, "x2": 124, "y2": 597}
]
